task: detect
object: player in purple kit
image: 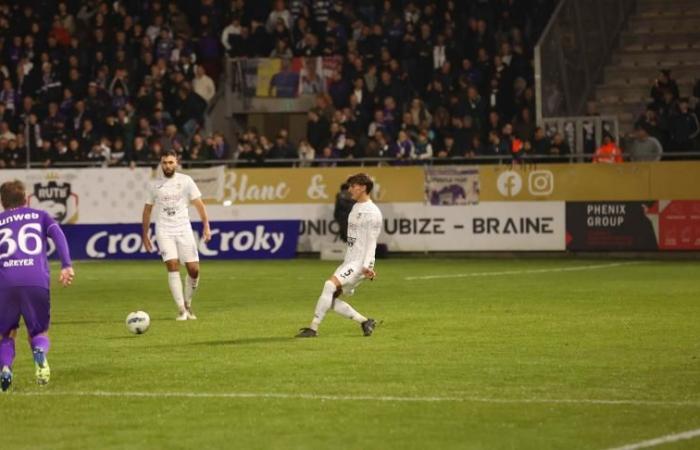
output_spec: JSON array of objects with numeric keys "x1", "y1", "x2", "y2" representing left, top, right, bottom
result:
[{"x1": 0, "y1": 180, "x2": 74, "y2": 391}]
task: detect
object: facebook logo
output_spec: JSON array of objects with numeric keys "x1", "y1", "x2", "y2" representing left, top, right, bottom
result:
[{"x1": 496, "y1": 171, "x2": 523, "y2": 197}]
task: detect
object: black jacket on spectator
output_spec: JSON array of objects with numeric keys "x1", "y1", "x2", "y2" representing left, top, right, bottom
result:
[
  {"x1": 669, "y1": 112, "x2": 700, "y2": 151},
  {"x1": 307, "y1": 115, "x2": 331, "y2": 151}
]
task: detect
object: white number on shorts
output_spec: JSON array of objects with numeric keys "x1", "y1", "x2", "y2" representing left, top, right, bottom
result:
[{"x1": 0, "y1": 223, "x2": 43, "y2": 259}]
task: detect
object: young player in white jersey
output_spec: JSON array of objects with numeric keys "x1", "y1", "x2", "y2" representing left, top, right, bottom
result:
[
  {"x1": 141, "y1": 150, "x2": 211, "y2": 320},
  {"x1": 297, "y1": 173, "x2": 383, "y2": 337}
]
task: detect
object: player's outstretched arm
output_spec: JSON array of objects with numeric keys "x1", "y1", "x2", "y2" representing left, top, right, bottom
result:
[
  {"x1": 192, "y1": 198, "x2": 212, "y2": 242},
  {"x1": 142, "y1": 203, "x2": 154, "y2": 252}
]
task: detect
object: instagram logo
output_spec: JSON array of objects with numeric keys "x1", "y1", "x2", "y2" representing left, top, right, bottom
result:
[{"x1": 528, "y1": 170, "x2": 554, "y2": 196}]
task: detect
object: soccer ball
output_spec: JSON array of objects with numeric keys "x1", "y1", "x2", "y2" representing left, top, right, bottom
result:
[{"x1": 126, "y1": 311, "x2": 150, "y2": 334}]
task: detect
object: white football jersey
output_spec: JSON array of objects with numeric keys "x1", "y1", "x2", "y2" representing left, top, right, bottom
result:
[
  {"x1": 344, "y1": 200, "x2": 383, "y2": 268},
  {"x1": 146, "y1": 172, "x2": 201, "y2": 236}
]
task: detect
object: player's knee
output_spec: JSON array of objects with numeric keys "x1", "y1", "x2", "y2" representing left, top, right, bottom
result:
[
  {"x1": 324, "y1": 279, "x2": 341, "y2": 298},
  {"x1": 187, "y1": 267, "x2": 199, "y2": 279}
]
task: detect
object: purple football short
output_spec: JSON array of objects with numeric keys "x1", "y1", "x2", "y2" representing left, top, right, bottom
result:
[{"x1": 0, "y1": 287, "x2": 51, "y2": 337}]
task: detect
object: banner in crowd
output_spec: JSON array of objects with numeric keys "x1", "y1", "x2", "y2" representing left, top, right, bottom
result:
[
  {"x1": 480, "y1": 161, "x2": 700, "y2": 202},
  {"x1": 566, "y1": 201, "x2": 659, "y2": 251},
  {"x1": 207, "y1": 202, "x2": 566, "y2": 251},
  {"x1": 49, "y1": 221, "x2": 300, "y2": 260},
  {"x1": 424, "y1": 166, "x2": 479, "y2": 205},
  {"x1": 231, "y1": 57, "x2": 342, "y2": 98}
]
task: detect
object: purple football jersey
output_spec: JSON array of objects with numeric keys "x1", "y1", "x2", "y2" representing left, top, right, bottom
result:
[{"x1": 0, "y1": 207, "x2": 71, "y2": 289}]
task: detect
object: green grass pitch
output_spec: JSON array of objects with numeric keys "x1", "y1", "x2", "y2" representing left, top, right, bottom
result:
[{"x1": 1, "y1": 258, "x2": 699, "y2": 450}]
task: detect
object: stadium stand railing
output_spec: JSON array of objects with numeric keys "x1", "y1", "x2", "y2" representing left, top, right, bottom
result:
[
  {"x1": 541, "y1": 115, "x2": 620, "y2": 160},
  {"x1": 20, "y1": 152, "x2": 700, "y2": 169}
]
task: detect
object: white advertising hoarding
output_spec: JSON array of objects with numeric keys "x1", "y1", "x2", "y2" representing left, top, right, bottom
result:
[
  {"x1": 1, "y1": 168, "x2": 564, "y2": 252},
  {"x1": 206, "y1": 202, "x2": 566, "y2": 251}
]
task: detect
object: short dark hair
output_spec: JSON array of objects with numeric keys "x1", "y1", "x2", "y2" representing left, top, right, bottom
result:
[
  {"x1": 346, "y1": 173, "x2": 374, "y2": 194},
  {"x1": 161, "y1": 149, "x2": 178, "y2": 159},
  {"x1": 1, "y1": 180, "x2": 27, "y2": 209}
]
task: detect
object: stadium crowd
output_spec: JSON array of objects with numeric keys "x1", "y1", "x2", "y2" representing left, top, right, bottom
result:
[
  {"x1": 626, "y1": 70, "x2": 700, "y2": 161},
  {"x1": 0, "y1": 0, "x2": 220, "y2": 168},
  {"x1": 0, "y1": 0, "x2": 561, "y2": 168},
  {"x1": 232, "y1": 0, "x2": 561, "y2": 165},
  {"x1": 5, "y1": 1, "x2": 695, "y2": 168}
]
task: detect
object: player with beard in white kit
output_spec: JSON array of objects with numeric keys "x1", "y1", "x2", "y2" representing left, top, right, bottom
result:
[
  {"x1": 142, "y1": 150, "x2": 211, "y2": 320},
  {"x1": 297, "y1": 173, "x2": 383, "y2": 337}
]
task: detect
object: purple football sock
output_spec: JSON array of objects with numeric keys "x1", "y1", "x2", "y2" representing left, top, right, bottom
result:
[
  {"x1": 0, "y1": 338, "x2": 16, "y2": 368},
  {"x1": 31, "y1": 335, "x2": 51, "y2": 354}
]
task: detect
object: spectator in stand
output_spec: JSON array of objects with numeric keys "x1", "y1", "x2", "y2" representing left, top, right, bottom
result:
[
  {"x1": 298, "y1": 139, "x2": 316, "y2": 166},
  {"x1": 395, "y1": 130, "x2": 414, "y2": 161},
  {"x1": 532, "y1": 126, "x2": 550, "y2": 156},
  {"x1": 635, "y1": 106, "x2": 665, "y2": 145},
  {"x1": 193, "y1": 65, "x2": 216, "y2": 104},
  {"x1": 210, "y1": 133, "x2": 229, "y2": 159},
  {"x1": 513, "y1": 107, "x2": 535, "y2": 142},
  {"x1": 411, "y1": 129, "x2": 433, "y2": 159},
  {"x1": 307, "y1": 109, "x2": 330, "y2": 150},
  {"x1": 628, "y1": 124, "x2": 663, "y2": 162},
  {"x1": 315, "y1": 145, "x2": 337, "y2": 167},
  {"x1": 486, "y1": 130, "x2": 510, "y2": 160},
  {"x1": 650, "y1": 70, "x2": 680, "y2": 106},
  {"x1": 668, "y1": 98, "x2": 699, "y2": 152},
  {"x1": 548, "y1": 132, "x2": 571, "y2": 162},
  {"x1": 694, "y1": 78, "x2": 700, "y2": 119},
  {"x1": 593, "y1": 133, "x2": 623, "y2": 164}
]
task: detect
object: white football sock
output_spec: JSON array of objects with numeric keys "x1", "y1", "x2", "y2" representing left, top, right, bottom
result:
[
  {"x1": 310, "y1": 280, "x2": 337, "y2": 331},
  {"x1": 168, "y1": 272, "x2": 185, "y2": 310},
  {"x1": 185, "y1": 275, "x2": 199, "y2": 307},
  {"x1": 332, "y1": 299, "x2": 367, "y2": 324}
]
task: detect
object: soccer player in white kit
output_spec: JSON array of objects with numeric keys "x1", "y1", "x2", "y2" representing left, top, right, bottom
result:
[
  {"x1": 297, "y1": 173, "x2": 382, "y2": 337},
  {"x1": 141, "y1": 150, "x2": 212, "y2": 320}
]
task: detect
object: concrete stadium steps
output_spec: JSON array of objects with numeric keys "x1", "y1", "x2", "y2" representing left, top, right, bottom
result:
[
  {"x1": 603, "y1": 64, "x2": 700, "y2": 82},
  {"x1": 590, "y1": 0, "x2": 700, "y2": 135},
  {"x1": 637, "y1": 0, "x2": 700, "y2": 11},
  {"x1": 636, "y1": 10, "x2": 700, "y2": 19},
  {"x1": 612, "y1": 50, "x2": 700, "y2": 67},
  {"x1": 620, "y1": 40, "x2": 700, "y2": 52},
  {"x1": 597, "y1": 105, "x2": 637, "y2": 125},
  {"x1": 602, "y1": 75, "x2": 697, "y2": 89},
  {"x1": 627, "y1": 21, "x2": 700, "y2": 33},
  {"x1": 621, "y1": 32, "x2": 700, "y2": 49},
  {"x1": 596, "y1": 85, "x2": 652, "y2": 101},
  {"x1": 596, "y1": 83, "x2": 695, "y2": 103},
  {"x1": 628, "y1": 17, "x2": 700, "y2": 31}
]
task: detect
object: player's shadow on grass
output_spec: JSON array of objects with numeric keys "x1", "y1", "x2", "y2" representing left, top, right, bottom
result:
[
  {"x1": 189, "y1": 337, "x2": 294, "y2": 346},
  {"x1": 53, "y1": 319, "x2": 119, "y2": 325}
]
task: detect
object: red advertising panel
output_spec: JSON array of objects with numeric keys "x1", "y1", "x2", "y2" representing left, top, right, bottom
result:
[{"x1": 658, "y1": 200, "x2": 700, "y2": 250}]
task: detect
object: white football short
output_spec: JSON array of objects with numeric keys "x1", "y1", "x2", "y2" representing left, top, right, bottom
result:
[
  {"x1": 332, "y1": 262, "x2": 366, "y2": 297},
  {"x1": 157, "y1": 231, "x2": 199, "y2": 264}
]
